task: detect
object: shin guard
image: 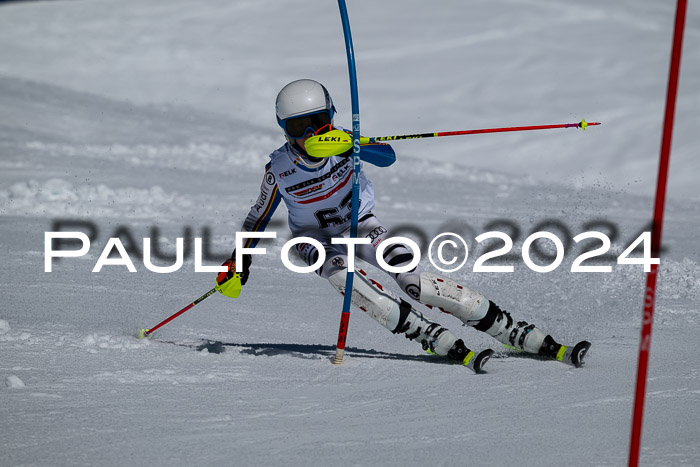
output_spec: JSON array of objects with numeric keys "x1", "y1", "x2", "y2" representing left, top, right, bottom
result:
[
  {"x1": 328, "y1": 269, "x2": 459, "y2": 356},
  {"x1": 418, "y1": 272, "x2": 490, "y2": 322}
]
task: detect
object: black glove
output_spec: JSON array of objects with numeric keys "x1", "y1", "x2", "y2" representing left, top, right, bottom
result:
[{"x1": 217, "y1": 251, "x2": 252, "y2": 286}]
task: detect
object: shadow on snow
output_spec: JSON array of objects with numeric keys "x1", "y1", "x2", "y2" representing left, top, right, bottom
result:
[{"x1": 161, "y1": 339, "x2": 454, "y2": 364}]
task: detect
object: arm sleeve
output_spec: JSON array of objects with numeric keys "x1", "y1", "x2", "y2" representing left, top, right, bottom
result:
[
  {"x1": 240, "y1": 162, "x2": 282, "y2": 249},
  {"x1": 359, "y1": 142, "x2": 396, "y2": 167}
]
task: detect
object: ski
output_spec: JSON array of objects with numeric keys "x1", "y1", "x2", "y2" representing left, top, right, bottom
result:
[
  {"x1": 556, "y1": 340, "x2": 591, "y2": 368},
  {"x1": 501, "y1": 340, "x2": 591, "y2": 368},
  {"x1": 427, "y1": 347, "x2": 495, "y2": 373},
  {"x1": 464, "y1": 348, "x2": 495, "y2": 373}
]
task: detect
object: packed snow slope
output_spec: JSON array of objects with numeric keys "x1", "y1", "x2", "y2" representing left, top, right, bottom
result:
[{"x1": 1, "y1": 1, "x2": 699, "y2": 466}]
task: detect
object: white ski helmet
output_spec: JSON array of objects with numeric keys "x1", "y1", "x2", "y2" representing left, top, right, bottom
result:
[{"x1": 276, "y1": 79, "x2": 335, "y2": 140}]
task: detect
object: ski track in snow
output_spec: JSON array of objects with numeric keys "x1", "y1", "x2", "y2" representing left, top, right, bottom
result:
[{"x1": 1, "y1": 0, "x2": 699, "y2": 466}]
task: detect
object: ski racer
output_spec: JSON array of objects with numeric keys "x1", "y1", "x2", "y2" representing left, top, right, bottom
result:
[{"x1": 217, "y1": 79, "x2": 590, "y2": 370}]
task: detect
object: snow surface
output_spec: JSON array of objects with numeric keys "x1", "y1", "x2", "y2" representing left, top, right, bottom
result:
[
  {"x1": 1, "y1": 1, "x2": 699, "y2": 466},
  {"x1": 5, "y1": 375, "x2": 26, "y2": 389}
]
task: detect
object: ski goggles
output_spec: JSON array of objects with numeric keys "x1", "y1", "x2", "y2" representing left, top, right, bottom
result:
[{"x1": 278, "y1": 109, "x2": 333, "y2": 139}]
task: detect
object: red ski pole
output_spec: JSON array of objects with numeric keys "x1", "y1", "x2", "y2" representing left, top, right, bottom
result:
[
  {"x1": 138, "y1": 287, "x2": 217, "y2": 339},
  {"x1": 360, "y1": 119, "x2": 599, "y2": 144}
]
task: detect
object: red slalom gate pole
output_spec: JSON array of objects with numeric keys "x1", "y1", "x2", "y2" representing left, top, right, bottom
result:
[{"x1": 628, "y1": 1, "x2": 687, "y2": 465}]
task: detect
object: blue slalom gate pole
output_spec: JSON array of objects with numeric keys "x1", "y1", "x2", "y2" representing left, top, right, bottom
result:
[{"x1": 333, "y1": 0, "x2": 361, "y2": 365}]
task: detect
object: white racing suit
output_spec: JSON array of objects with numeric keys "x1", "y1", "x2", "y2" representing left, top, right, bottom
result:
[{"x1": 240, "y1": 143, "x2": 553, "y2": 359}]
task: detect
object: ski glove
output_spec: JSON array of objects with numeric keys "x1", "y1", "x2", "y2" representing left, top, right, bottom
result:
[
  {"x1": 304, "y1": 125, "x2": 353, "y2": 159},
  {"x1": 305, "y1": 125, "x2": 396, "y2": 167},
  {"x1": 216, "y1": 252, "x2": 252, "y2": 298}
]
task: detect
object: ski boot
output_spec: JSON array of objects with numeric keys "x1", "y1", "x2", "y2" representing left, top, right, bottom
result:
[{"x1": 539, "y1": 335, "x2": 591, "y2": 368}]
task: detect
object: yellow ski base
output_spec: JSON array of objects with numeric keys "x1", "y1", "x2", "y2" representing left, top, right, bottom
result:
[
  {"x1": 502, "y1": 343, "x2": 524, "y2": 352},
  {"x1": 428, "y1": 348, "x2": 475, "y2": 366},
  {"x1": 462, "y1": 350, "x2": 475, "y2": 366},
  {"x1": 556, "y1": 345, "x2": 568, "y2": 361}
]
